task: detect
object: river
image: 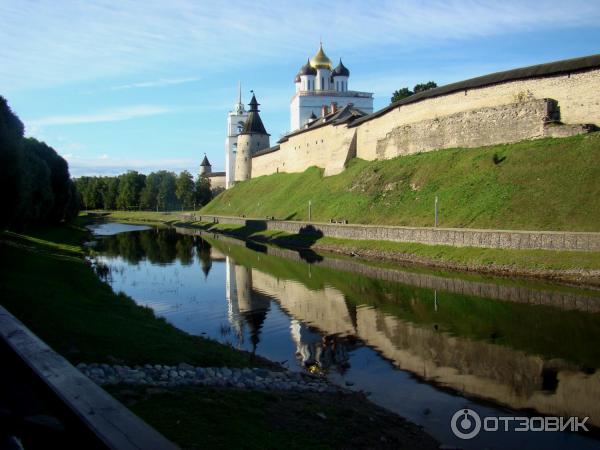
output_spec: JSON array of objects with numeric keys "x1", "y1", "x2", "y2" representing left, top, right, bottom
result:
[{"x1": 89, "y1": 222, "x2": 600, "y2": 450}]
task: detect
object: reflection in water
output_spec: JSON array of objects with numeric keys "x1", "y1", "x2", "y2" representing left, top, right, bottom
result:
[{"x1": 93, "y1": 224, "x2": 600, "y2": 450}]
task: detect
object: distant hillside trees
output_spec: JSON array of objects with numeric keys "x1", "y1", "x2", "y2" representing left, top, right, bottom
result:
[
  {"x1": 75, "y1": 170, "x2": 214, "y2": 211},
  {"x1": 0, "y1": 96, "x2": 79, "y2": 230},
  {"x1": 391, "y1": 81, "x2": 438, "y2": 104}
]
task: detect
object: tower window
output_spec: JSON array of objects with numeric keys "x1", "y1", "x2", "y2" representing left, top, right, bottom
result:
[{"x1": 321, "y1": 77, "x2": 324, "y2": 89}]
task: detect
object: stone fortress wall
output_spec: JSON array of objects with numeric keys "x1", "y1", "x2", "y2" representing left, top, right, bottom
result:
[{"x1": 251, "y1": 57, "x2": 600, "y2": 178}]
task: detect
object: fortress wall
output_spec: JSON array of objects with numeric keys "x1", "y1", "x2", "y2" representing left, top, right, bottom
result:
[
  {"x1": 252, "y1": 149, "x2": 284, "y2": 177},
  {"x1": 251, "y1": 122, "x2": 356, "y2": 178},
  {"x1": 355, "y1": 68, "x2": 600, "y2": 160},
  {"x1": 373, "y1": 98, "x2": 558, "y2": 160},
  {"x1": 247, "y1": 67, "x2": 599, "y2": 180}
]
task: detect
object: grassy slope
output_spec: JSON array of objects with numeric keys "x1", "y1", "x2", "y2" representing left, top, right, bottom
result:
[
  {"x1": 202, "y1": 133, "x2": 600, "y2": 231},
  {"x1": 0, "y1": 221, "x2": 259, "y2": 367}
]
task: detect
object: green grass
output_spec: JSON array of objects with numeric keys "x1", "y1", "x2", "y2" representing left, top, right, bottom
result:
[
  {"x1": 109, "y1": 386, "x2": 438, "y2": 450},
  {"x1": 0, "y1": 223, "x2": 264, "y2": 367},
  {"x1": 86, "y1": 210, "x2": 195, "y2": 226},
  {"x1": 202, "y1": 133, "x2": 600, "y2": 231}
]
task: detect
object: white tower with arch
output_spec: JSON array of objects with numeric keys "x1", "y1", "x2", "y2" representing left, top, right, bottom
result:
[{"x1": 225, "y1": 84, "x2": 249, "y2": 188}]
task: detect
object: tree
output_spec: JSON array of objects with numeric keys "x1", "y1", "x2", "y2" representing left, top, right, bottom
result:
[
  {"x1": 102, "y1": 177, "x2": 120, "y2": 210},
  {"x1": 0, "y1": 95, "x2": 26, "y2": 228},
  {"x1": 1, "y1": 96, "x2": 80, "y2": 228},
  {"x1": 194, "y1": 176, "x2": 212, "y2": 207},
  {"x1": 117, "y1": 171, "x2": 145, "y2": 210},
  {"x1": 156, "y1": 171, "x2": 177, "y2": 211},
  {"x1": 23, "y1": 138, "x2": 72, "y2": 223},
  {"x1": 390, "y1": 81, "x2": 438, "y2": 104},
  {"x1": 140, "y1": 172, "x2": 161, "y2": 210},
  {"x1": 175, "y1": 170, "x2": 195, "y2": 210},
  {"x1": 390, "y1": 87, "x2": 413, "y2": 103},
  {"x1": 413, "y1": 81, "x2": 438, "y2": 93}
]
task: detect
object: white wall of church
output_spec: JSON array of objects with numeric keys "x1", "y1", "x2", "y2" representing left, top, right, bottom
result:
[{"x1": 290, "y1": 93, "x2": 373, "y2": 130}]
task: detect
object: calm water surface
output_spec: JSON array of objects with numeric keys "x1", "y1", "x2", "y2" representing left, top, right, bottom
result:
[{"x1": 91, "y1": 223, "x2": 600, "y2": 450}]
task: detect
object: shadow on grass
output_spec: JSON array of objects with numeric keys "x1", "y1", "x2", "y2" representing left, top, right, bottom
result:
[{"x1": 195, "y1": 221, "x2": 324, "y2": 263}]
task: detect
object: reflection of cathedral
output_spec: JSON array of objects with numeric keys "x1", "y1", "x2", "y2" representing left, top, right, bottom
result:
[
  {"x1": 290, "y1": 320, "x2": 349, "y2": 373},
  {"x1": 224, "y1": 257, "x2": 350, "y2": 372}
]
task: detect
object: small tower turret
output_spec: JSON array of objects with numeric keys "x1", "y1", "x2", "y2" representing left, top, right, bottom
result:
[
  {"x1": 199, "y1": 153, "x2": 212, "y2": 176},
  {"x1": 235, "y1": 92, "x2": 270, "y2": 183}
]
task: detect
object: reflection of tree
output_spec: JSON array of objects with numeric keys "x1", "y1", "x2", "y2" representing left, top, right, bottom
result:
[
  {"x1": 176, "y1": 236, "x2": 194, "y2": 266},
  {"x1": 97, "y1": 228, "x2": 206, "y2": 266}
]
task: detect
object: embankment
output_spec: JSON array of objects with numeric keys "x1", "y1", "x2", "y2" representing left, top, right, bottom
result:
[{"x1": 203, "y1": 133, "x2": 600, "y2": 232}]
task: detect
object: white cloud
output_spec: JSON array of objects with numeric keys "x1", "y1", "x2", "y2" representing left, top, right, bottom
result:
[
  {"x1": 1, "y1": 0, "x2": 598, "y2": 91},
  {"x1": 109, "y1": 77, "x2": 200, "y2": 90},
  {"x1": 27, "y1": 105, "x2": 173, "y2": 127},
  {"x1": 65, "y1": 154, "x2": 198, "y2": 177}
]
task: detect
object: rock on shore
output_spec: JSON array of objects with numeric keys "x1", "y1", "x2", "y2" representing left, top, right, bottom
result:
[{"x1": 77, "y1": 362, "x2": 340, "y2": 393}]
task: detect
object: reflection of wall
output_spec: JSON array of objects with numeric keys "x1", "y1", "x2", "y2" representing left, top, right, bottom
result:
[
  {"x1": 251, "y1": 269, "x2": 355, "y2": 336},
  {"x1": 200, "y1": 232, "x2": 600, "y2": 425},
  {"x1": 242, "y1": 254, "x2": 600, "y2": 426},
  {"x1": 356, "y1": 306, "x2": 600, "y2": 426}
]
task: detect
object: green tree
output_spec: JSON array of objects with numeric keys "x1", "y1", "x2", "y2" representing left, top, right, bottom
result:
[
  {"x1": 117, "y1": 171, "x2": 145, "y2": 210},
  {"x1": 102, "y1": 177, "x2": 120, "y2": 210},
  {"x1": 390, "y1": 87, "x2": 413, "y2": 103},
  {"x1": 23, "y1": 138, "x2": 73, "y2": 223},
  {"x1": 194, "y1": 176, "x2": 212, "y2": 207},
  {"x1": 390, "y1": 82, "x2": 438, "y2": 104},
  {"x1": 176, "y1": 170, "x2": 195, "y2": 210},
  {"x1": 413, "y1": 81, "x2": 438, "y2": 93},
  {"x1": 1, "y1": 96, "x2": 80, "y2": 228},
  {"x1": 140, "y1": 172, "x2": 161, "y2": 210},
  {"x1": 0, "y1": 95, "x2": 26, "y2": 228},
  {"x1": 157, "y1": 171, "x2": 177, "y2": 211}
]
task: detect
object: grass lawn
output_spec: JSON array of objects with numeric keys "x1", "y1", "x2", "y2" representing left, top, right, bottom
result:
[
  {"x1": 109, "y1": 386, "x2": 439, "y2": 450},
  {"x1": 202, "y1": 132, "x2": 600, "y2": 231},
  {"x1": 85, "y1": 210, "x2": 195, "y2": 226},
  {"x1": 0, "y1": 220, "x2": 263, "y2": 367}
]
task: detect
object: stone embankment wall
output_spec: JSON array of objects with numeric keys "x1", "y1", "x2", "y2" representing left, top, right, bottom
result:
[
  {"x1": 180, "y1": 229, "x2": 600, "y2": 314},
  {"x1": 186, "y1": 214, "x2": 600, "y2": 252},
  {"x1": 251, "y1": 65, "x2": 600, "y2": 178}
]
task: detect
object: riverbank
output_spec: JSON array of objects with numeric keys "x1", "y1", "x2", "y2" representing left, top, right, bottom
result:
[
  {"x1": 99, "y1": 208, "x2": 600, "y2": 287},
  {"x1": 188, "y1": 220, "x2": 600, "y2": 287},
  {"x1": 0, "y1": 220, "x2": 439, "y2": 449}
]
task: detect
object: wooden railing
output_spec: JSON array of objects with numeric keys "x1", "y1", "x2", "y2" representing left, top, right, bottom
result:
[{"x1": 0, "y1": 306, "x2": 179, "y2": 450}]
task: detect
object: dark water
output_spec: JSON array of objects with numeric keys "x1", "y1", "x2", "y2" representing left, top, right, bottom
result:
[{"x1": 91, "y1": 223, "x2": 600, "y2": 450}]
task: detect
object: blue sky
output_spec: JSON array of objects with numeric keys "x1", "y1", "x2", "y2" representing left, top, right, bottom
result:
[{"x1": 2, "y1": 0, "x2": 600, "y2": 177}]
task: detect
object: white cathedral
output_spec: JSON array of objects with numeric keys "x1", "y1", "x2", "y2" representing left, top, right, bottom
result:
[
  {"x1": 223, "y1": 43, "x2": 373, "y2": 188},
  {"x1": 290, "y1": 43, "x2": 373, "y2": 131}
]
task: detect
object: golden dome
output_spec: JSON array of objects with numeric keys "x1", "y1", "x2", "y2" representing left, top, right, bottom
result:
[{"x1": 310, "y1": 43, "x2": 333, "y2": 70}]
